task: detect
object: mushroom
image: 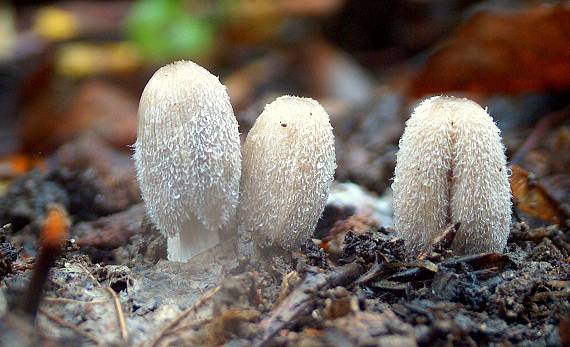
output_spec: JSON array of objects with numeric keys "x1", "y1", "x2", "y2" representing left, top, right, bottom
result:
[
  {"x1": 392, "y1": 96, "x2": 511, "y2": 255},
  {"x1": 134, "y1": 60, "x2": 241, "y2": 262},
  {"x1": 237, "y1": 96, "x2": 336, "y2": 256}
]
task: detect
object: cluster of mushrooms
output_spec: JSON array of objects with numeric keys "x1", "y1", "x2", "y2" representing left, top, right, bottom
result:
[{"x1": 134, "y1": 60, "x2": 511, "y2": 263}]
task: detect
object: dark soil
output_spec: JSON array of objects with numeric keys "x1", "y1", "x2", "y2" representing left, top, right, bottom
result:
[{"x1": 0, "y1": 169, "x2": 567, "y2": 346}]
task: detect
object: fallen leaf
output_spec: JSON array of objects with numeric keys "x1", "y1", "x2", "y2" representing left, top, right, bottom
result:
[
  {"x1": 511, "y1": 164, "x2": 568, "y2": 225},
  {"x1": 411, "y1": 4, "x2": 570, "y2": 96}
]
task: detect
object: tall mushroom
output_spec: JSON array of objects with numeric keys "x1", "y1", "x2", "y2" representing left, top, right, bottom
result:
[
  {"x1": 392, "y1": 96, "x2": 511, "y2": 255},
  {"x1": 134, "y1": 60, "x2": 241, "y2": 262},
  {"x1": 238, "y1": 96, "x2": 336, "y2": 256}
]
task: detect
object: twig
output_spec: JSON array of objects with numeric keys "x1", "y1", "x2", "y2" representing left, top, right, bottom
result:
[
  {"x1": 431, "y1": 222, "x2": 460, "y2": 253},
  {"x1": 39, "y1": 308, "x2": 102, "y2": 346},
  {"x1": 258, "y1": 271, "x2": 326, "y2": 342},
  {"x1": 440, "y1": 253, "x2": 510, "y2": 271},
  {"x1": 105, "y1": 287, "x2": 129, "y2": 343},
  {"x1": 388, "y1": 253, "x2": 511, "y2": 284},
  {"x1": 353, "y1": 256, "x2": 386, "y2": 286},
  {"x1": 43, "y1": 297, "x2": 109, "y2": 305},
  {"x1": 256, "y1": 262, "x2": 364, "y2": 347},
  {"x1": 386, "y1": 264, "x2": 437, "y2": 283},
  {"x1": 149, "y1": 286, "x2": 221, "y2": 347},
  {"x1": 21, "y1": 205, "x2": 70, "y2": 318},
  {"x1": 77, "y1": 263, "x2": 101, "y2": 286},
  {"x1": 417, "y1": 223, "x2": 460, "y2": 260},
  {"x1": 509, "y1": 227, "x2": 553, "y2": 242},
  {"x1": 79, "y1": 262, "x2": 129, "y2": 343},
  {"x1": 167, "y1": 319, "x2": 208, "y2": 336}
]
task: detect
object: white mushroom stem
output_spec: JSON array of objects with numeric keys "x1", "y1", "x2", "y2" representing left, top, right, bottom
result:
[{"x1": 166, "y1": 216, "x2": 220, "y2": 262}]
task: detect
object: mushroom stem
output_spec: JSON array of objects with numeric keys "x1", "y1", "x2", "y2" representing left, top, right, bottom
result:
[{"x1": 166, "y1": 217, "x2": 220, "y2": 262}]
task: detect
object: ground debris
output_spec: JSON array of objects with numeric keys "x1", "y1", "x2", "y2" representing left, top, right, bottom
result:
[
  {"x1": 1, "y1": 203, "x2": 568, "y2": 347},
  {"x1": 257, "y1": 262, "x2": 364, "y2": 345},
  {"x1": 150, "y1": 272, "x2": 261, "y2": 347},
  {"x1": 0, "y1": 230, "x2": 20, "y2": 281}
]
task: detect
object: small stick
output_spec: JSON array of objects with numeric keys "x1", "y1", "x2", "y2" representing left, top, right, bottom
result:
[
  {"x1": 149, "y1": 286, "x2": 220, "y2": 347},
  {"x1": 79, "y1": 253, "x2": 130, "y2": 343},
  {"x1": 167, "y1": 320, "x2": 208, "y2": 336},
  {"x1": 77, "y1": 262, "x2": 101, "y2": 286},
  {"x1": 39, "y1": 308, "x2": 102, "y2": 346},
  {"x1": 417, "y1": 222, "x2": 460, "y2": 260},
  {"x1": 431, "y1": 222, "x2": 460, "y2": 253},
  {"x1": 21, "y1": 205, "x2": 70, "y2": 318},
  {"x1": 105, "y1": 287, "x2": 129, "y2": 343},
  {"x1": 43, "y1": 297, "x2": 109, "y2": 305}
]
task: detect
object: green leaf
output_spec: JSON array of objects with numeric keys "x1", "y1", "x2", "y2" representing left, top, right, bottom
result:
[{"x1": 125, "y1": 0, "x2": 216, "y2": 61}]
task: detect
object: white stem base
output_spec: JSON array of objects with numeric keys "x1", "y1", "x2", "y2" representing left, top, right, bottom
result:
[{"x1": 167, "y1": 217, "x2": 220, "y2": 262}]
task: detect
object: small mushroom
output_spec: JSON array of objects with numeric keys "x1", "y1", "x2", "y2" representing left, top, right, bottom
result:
[
  {"x1": 392, "y1": 96, "x2": 511, "y2": 255},
  {"x1": 238, "y1": 96, "x2": 336, "y2": 255},
  {"x1": 134, "y1": 60, "x2": 241, "y2": 262}
]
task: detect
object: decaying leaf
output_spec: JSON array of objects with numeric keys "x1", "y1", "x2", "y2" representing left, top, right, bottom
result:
[
  {"x1": 511, "y1": 164, "x2": 569, "y2": 225},
  {"x1": 411, "y1": 4, "x2": 570, "y2": 96}
]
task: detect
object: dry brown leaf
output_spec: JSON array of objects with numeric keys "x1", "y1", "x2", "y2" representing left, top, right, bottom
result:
[
  {"x1": 411, "y1": 4, "x2": 570, "y2": 96},
  {"x1": 511, "y1": 164, "x2": 568, "y2": 225}
]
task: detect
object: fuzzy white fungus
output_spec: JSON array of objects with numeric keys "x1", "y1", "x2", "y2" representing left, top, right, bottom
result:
[
  {"x1": 134, "y1": 60, "x2": 241, "y2": 262},
  {"x1": 392, "y1": 96, "x2": 511, "y2": 255},
  {"x1": 238, "y1": 96, "x2": 336, "y2": 253}
]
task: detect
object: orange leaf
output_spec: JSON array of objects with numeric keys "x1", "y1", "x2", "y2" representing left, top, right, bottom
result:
[{"x1": 511, "y1": 164, "x2": 568, "y2": 224}]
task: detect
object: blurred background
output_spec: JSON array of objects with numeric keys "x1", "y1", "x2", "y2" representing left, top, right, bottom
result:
[{"x1": 0, "y1": 0, "x2": 568, "y2": 230}]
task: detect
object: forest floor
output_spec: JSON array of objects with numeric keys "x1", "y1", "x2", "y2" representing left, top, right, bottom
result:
[{"x1": 0, "y1": 1, "x2": 569, "y2": 346}]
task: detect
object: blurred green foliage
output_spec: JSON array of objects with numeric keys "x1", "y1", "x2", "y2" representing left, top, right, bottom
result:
[{"x1": 125, "y1": 0, "x2": 228, "y2": 61}]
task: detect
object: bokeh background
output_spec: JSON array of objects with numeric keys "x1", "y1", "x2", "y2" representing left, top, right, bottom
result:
[{"x1": 0, "y1": 0, "x2": 569, "y2": 231}]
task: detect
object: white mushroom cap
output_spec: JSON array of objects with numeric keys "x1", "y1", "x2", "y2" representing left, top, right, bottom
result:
[
  {"x1": 448, "y1": 97, "x2": 511, "y2": 254},
  {"x1": 392, "y1": 96, "x2": 511, "y2": 255},
  {"x1": 238, "y1": 96, "x2": 336, "y2": 252},
  {"x1": 134, "y1": 60, "x2": 241, "y2": 262},
  {"x1": 392, "y1": 97, "x2": 454, "y2": 255}
]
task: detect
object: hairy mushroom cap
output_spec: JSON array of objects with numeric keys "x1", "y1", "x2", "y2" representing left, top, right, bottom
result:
[
  {"x1": 134, "y1": 60, "x2": 241, "y2": 262},
  {"x1": 392, "y1": 98, "x2": 454, "y2": 255},
  {"x1": 449, "y1": 98, "x2": 512, "y2": 253},
  {"x1": 238, "y1": 96, "x2": 336, "y2": 253},
  {"x1": 392, "y1": 96, "x2": 511, "y2": 255}
]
